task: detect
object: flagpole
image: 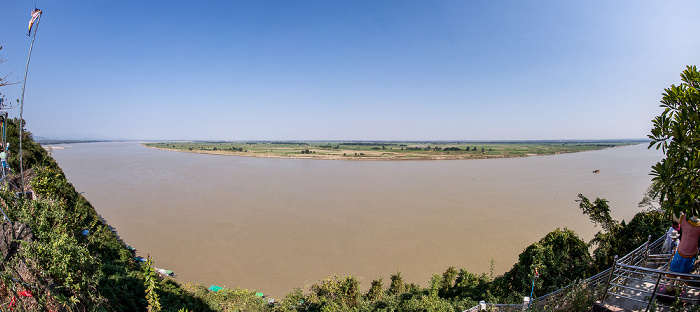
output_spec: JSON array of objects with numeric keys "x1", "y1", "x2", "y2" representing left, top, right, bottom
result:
[
  {"x1": 529, "y1": 265, "x2": 538, "y2": 308},
  {"x1": 19, "y1": 11, "x2": 42, "y2": 193}
]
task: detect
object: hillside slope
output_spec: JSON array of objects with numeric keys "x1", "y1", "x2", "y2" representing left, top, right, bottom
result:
[{"x1": 0, "y1": 119, "x2": 221, "y2": 311}]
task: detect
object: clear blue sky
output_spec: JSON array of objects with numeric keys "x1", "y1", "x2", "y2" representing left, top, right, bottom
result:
[{"x1": 1, "y1": 1, "x2": 698, "y2": 140}]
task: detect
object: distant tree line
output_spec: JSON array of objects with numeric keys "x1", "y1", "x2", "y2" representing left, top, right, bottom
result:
[
  {"x1": 400, "y1": 146, "x2": 486, "y2": 152},
  {"x1": 339, "y1": 142, "x2": 399, "y2": 146},
  {"x1": 317, "y1": 144, "x2": 340, "y2": 149}
]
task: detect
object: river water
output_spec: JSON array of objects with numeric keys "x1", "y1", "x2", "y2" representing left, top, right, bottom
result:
[{"x1": 48, "y1": 142, "x2": 662, "y2": 298}]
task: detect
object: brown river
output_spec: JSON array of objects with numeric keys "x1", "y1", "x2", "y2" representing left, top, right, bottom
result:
[{"x1": 48, "y1": 142, "x2": 662, "y2": 298}]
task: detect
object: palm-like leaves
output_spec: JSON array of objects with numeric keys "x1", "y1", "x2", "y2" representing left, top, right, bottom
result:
[{"x1": 649, "y1": 65, "x2": 700, "y2": 219}]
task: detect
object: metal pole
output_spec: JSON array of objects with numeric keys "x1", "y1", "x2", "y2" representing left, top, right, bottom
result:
[
  {"x1": 601, "y1": 255, "x2": 618, "y2": 303},
  {"x1": 0, "y1": 112, "x2": 7, "y2": 187},
  {"x1": 643, "y1": 235, "x2": 652, "y2": 268},
  {"x1": 529, "y1": 265, "x2": 538, "y2": 303},
  {"x1": 645, "y1": 271, "x2": 663, "y2": 312},
  {"x1": 0, "y1": 205, "x2": 11, "y2": 224},
  {"x1": 19, "y1": 11, "x2": 42, "y2": 193}
]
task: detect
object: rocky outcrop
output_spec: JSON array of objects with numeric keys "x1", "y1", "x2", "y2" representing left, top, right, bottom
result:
[{"x1": 0, "y1": 221, "x2": 35, "y2": 261}]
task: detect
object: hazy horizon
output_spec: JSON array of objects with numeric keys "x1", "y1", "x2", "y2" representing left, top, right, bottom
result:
[
  {"x1": 37, "y1": 136, "x2": 650, "y2": 143},
  {"x1": 2, "y1": 1, "x2": 699, "y2": 141}
]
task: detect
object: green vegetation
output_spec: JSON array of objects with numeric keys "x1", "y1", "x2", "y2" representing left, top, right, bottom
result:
[
  {"x1": 577, "y1": 193, "x2": 667, "y2": 271},
  {"x1": 649, "y1": 65, "x2": 700, "y2": 219},
  {"x1": 489, "y1": 228, "x2": 593, "y2": 301},
  {"x1": 143, "y1": 140, "x2": 640, "y2": 160}
]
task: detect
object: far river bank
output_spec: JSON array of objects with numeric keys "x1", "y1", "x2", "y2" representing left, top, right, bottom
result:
[{"x1": 142, "y1": 140, "x2": 640, "y2": 161}]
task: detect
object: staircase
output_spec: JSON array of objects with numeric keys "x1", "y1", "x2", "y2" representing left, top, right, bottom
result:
[{"x1": 469, "y1": 235, "x2": 700, "y2": 311}]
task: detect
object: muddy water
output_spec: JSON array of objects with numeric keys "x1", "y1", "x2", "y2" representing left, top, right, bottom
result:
[{"x1": 48, "y1": 142, "x2": 662, "y2": 298}]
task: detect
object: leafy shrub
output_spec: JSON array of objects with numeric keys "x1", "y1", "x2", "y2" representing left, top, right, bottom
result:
[{"x1": 489, "y1": 228, "x2": 592, "y2": 300}]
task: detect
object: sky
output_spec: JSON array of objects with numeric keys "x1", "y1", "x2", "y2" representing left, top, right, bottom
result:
[{"x1": 0, "y1": 1, "x2": 699, "y2": 141}]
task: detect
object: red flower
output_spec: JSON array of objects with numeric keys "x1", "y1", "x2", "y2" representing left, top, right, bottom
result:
[{"x1": 18, "y1": 290, "x2": 33, "y2": 297}]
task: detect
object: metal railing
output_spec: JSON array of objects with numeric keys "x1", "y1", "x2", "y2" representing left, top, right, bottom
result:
[
  {"x1": 532, "y1": 266, "x2": 611, "y2": 309},
  {"x1": 466, "y1": 234, "x2": 680, "y2": 311},
  {"x1": 530, "y1": 235, "x2": 664, "y2": 310},
  {"x1": 602, "y1": 262, "x2": 700, "y2": 311},
  {"x1": 600, "y1": 233, "x2": 700, "y2": 311},
  {"x1": 617, "y1": 234, "x2": 665, "y2": 266}
]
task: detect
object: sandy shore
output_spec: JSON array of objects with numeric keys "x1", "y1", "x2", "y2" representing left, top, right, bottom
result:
[
  {"x1": 143, "y1": 145, "x2": 528, "y2": 161},
  {"x1": 42, "y1": 145, "x2": 70, "y2": 150}
]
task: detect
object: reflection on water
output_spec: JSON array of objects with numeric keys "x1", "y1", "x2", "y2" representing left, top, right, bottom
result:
[{"x1": 49, "y1": 143, "x2": 662, "y2": 298}]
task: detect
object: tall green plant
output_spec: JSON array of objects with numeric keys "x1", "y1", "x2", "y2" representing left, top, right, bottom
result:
[
  {"x1": 489, "y1": 228, "x2": 591, "y2": 300},
  {"x1": 649, "y1": 65, "x2": 700, "y2": 219},
  {"x1": 577, "y1": 194, "x2": 618, "y2": 232},
  {"x1": 577, "y1": 194, "x2": 666, "y2": 271},
  {"x1": 142, "y1": 257, "x2": 162, "y2": 312}
]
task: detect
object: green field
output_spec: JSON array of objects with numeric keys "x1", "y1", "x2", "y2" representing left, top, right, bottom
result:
[{"x1": 143, "y1": 140, "x2": 643, "y2": 160}]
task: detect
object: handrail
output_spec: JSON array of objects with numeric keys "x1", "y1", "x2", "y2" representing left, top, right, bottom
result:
[
  {"x1": 614, "y1": 261, "x2": 700, "y2": 278},
  {"x1": 534, "y1": 267, "x2": 611, "y2": 307},
  {"x1": 466, "y1": 234, "x2": 672, "y2": 311},
  {"x1": 604, "y1": 261, "x2": 700, "y2": 311}
]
